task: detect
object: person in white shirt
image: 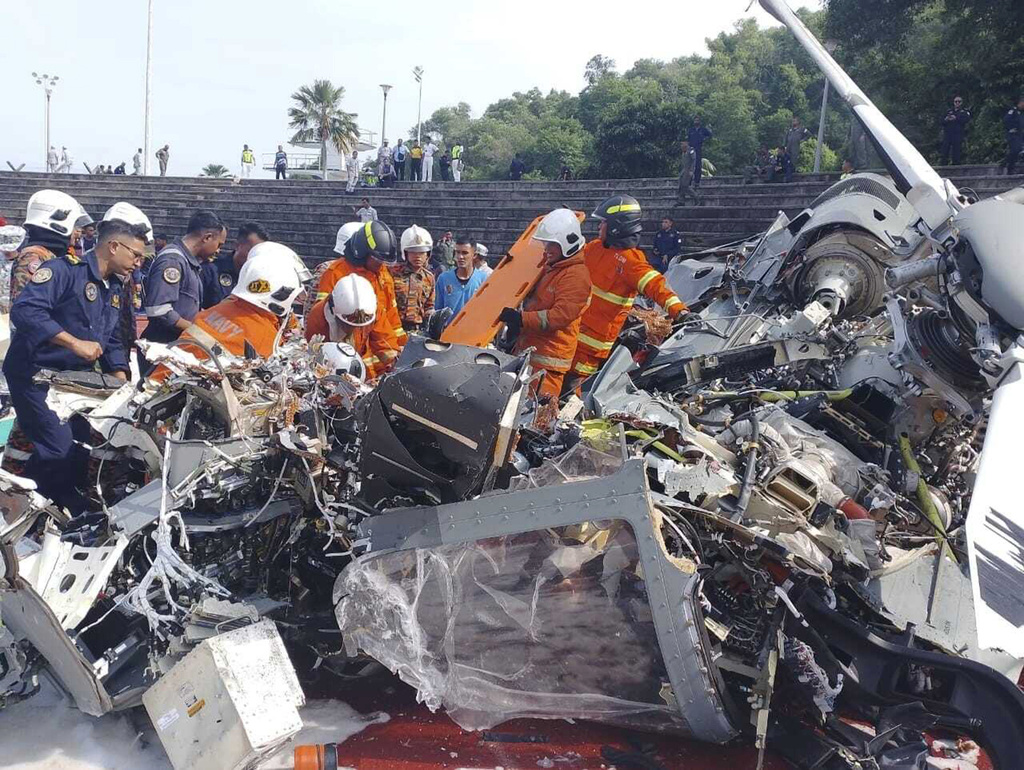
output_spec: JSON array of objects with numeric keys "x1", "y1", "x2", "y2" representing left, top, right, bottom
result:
[
  {"x1": 58, "y1": 147, "x2": 73, "y2": 173},
  {"x1": 46, "y1": 146, "x2": 58, "y2": 173},
  {"x1": 354, "y1": 197, "x2": 378, "y2": 222},
  {"x1": 423, "y1": 139, "x2": 438, "y2": 182},
  {"x1": 132, "y1": 148, "x2": 142, "y2": 175},
  {"x1": 347, "y1": 151, "x2": 360, "y2": 192},
  {"x1": 473, "y1": 243, "x2": 492, "y2": 278}
]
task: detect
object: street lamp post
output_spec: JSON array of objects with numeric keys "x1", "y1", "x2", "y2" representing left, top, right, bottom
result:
[
  {"x1": 32, "y1": 73, "x2": 59, "y2": 171},
  {"x1": 413, "y1": 67, "x2": 424, "y2": 144},
  {"x1": 380, "y1": 84, "x2": 392, "y2": 146},
  {"x1": 813, "y1": 40, "x2": 839, "y2": 174},
  {"x1": 144, "y1": 0, "x2": 154, "y2": 176}
]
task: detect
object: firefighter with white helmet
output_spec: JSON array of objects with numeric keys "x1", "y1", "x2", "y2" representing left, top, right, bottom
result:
[
  {"x1": 393, "y1": 224, "x2": 436, "y2": 333},
  {"x1": 10, "y1": 190, "x2": 87, "y2": 304},
  {"x1": 305, "y1": 273, "x2": 381, "y2": 379},
  {"x1": 155, "y1": 242, "x2": 305, "y2": 374},
  {"x1": 314, "y1": 219, "x2": 405, "y2": 373},
  {"x1": 498, "y1": 208, "x2": 592, "y2": 400}
]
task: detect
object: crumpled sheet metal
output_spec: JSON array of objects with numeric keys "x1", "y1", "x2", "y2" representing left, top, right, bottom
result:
[
  {"x1": 584, "y1": 347, "x2": 691, "y2": 430},
  {"x1": 335, "y1": 461, "x2": 737, "y2": 742}
]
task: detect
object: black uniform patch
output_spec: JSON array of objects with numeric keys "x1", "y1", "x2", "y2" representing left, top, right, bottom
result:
[{"x1": 84, "y1": 282, "x2": 98, "y2": 302}]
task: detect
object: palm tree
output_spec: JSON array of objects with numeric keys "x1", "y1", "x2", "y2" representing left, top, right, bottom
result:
[
  {"x1": 201, "y1": 164, "x2": 231, "y2": 178},
  {"x1": 288, "y1": 80, "x2": 359, "y2": 174}
]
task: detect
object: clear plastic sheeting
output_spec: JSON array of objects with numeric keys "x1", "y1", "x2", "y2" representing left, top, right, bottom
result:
[
  {"x1": 336, "y1": 519, "x2": 687, "y2": 733},
  {"x1": 508, "y1": 441, "x2": 622, "y2": 491}
]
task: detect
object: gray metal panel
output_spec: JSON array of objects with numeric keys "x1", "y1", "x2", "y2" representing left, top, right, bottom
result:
[{"x1": 356, "y1": 460, "x2": 739, "y2": 743}]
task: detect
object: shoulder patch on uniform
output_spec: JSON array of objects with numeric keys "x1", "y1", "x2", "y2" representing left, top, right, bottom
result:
[
  {"x1": 219, "y1": 273, "x2": 233, "y2": 287},
  {"x1": 247, "y1": 279, "x2": 271, "y2": 293},
  {"x1": 111, "y1": 293, "x2": 121, "y2": 308},
  {"x1": 84, "y1": 282, "x2": 98, "y2": 302},
  {"x1": 163, "y1": 266, "x2": 181, "y2": 284},
  {"x1": 31, "y1": 267, "x2": 53, "y2": 284},
  {"x1": 65, "y1": 253, "x2": 81, "y2": 265}
]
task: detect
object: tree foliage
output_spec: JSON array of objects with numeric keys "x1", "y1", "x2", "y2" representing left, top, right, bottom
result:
[
  {"x1": 408, "y1": 4, "x2": 1014, "y2": 180},
  {"x1": 288, "y1": 80, "x2": 360, "y2": 173},
  {"x1": 200, "y1": 164, "x2": 230, "y2": 178}
]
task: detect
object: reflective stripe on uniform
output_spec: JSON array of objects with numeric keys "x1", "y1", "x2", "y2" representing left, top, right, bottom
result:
[
  {"x1": 637, "y1": 269, "x2": 660, "y2": 293},
  {"x1": 378, "y1": 348, "x2": 398, "y2": 360},
  {"x1": 531, "y1": 353, "x2": 571, "y2": 370},
  {"x1": 537, "y1": 309, "x2": 549, "y2": 331},
  {"x1": 573, "y1": 360, "x2": 600, "y2": 375},
  {"x1": 591, "y1": 286, "x2": 635, "y2": 307},
  {"x1": 3, "y1": 447, "x2": 32, "y2": 462},
  {"x1": 577, "y1": 332, "x2": 615, "y2": 352},
  {"x1": 606, "y1": 203, "x2": 641, "y2": 214},
  {"x1": 665, "y1": 296, "x2": 683, "y2": 309}
]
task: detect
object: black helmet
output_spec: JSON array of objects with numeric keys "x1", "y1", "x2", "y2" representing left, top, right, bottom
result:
[
  {"x1": 591, "y1": 194, "x2": 643, "y2": 246},
  {"x1": 345, "y1": 220, "x2": 399, "y2": 266}
]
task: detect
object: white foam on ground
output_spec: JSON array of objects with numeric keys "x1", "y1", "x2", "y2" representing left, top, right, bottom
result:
[{"x1": 0, "y1": 684, "x2": 388, "y2": 770}]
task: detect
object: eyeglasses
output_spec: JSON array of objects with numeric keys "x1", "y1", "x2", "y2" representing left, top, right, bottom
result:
[{"x1": 114, "y1": 241, "x2": 146, "y2": 262}]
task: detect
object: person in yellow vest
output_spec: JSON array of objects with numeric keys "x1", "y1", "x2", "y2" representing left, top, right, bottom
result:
[
  {"x1": 241, "y1": 144, "x2": 256, "y2": 178},
  {"x1": 451, "y1": 142, "x2": 465, "y2": 182}
]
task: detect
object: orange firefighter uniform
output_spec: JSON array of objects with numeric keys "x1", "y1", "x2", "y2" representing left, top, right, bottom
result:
[
  {"x1": 149, "y1": 295, "x2": 285, "y2": 380},
  {"x1": 570, "y1": 240, "x2": 686, "y2": 378},
  {"x1": 304, "y1": 299, "x2": 378, "y2": 379},
  {"x1": 514, "y1": 251, "x2": 592, "y2": 399},
  {"x1": 391, "y1": 263, "x2": 436, "y2": 330},
  {"x1": 316, "y1": 260, "x2": 404, "y2": 370}
]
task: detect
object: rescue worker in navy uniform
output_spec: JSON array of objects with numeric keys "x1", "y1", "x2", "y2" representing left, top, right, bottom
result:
[
  {"x1": 1004, "y1": 96, "x2": 1024, "y2": 177},
  {"x1": 200, "y1": 221, "x2": 269, "y2": 308},
  {"x1": 141, "y1": 210, "x2": 226, "y2": 369},
  {"x1": 3, "y1": 217, "x2": 148, "y2": 514},
  {"x1": 939, "y1": 96, "x2": 971, "y2": 166}
]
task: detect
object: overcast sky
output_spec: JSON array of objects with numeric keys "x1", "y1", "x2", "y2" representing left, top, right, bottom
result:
[{"x1": 6, "y1": 0, "x2": 816, "y2": 177}]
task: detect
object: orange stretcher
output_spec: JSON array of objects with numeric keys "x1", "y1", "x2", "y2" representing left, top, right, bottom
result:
[{"x1": 440, "y1": 211, "x2": 586, "y2": 348}]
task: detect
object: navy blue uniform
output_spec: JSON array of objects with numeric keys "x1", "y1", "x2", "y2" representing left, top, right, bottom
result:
[
  {"x1": 2, "y1": 251, "x2": 128, "y2": 513},
  {"x1": 651, "y1": 228, "x2": 684, "y2": 273},
  {"x1": 1004, "y1": 106, "x2": 1023, "y2": 176},
  {"x1": 199, "y1": 253, "x2": 237, "y2": 309},
  {"x1": 940, "y1": 107, "x2": 971, "y2": 165},
  {"x1": 687, "y1": 125, "x2": 712, "y2": 187},
  {"x1": 141, "y1": 238, "x2": 204, "y2": 344}
]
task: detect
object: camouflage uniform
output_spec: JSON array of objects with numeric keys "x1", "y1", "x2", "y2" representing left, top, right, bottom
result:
[
  {"x1": 10, "y1": 245, "x2": 60, "y2": 306},
  {"x1": 392, "y1": 263, "x2": 436, "y2": 330}
]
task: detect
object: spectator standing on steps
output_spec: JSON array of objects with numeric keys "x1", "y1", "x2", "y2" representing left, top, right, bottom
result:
[
  {"x1": 241, "y1": 144, "x2": 256, "y2": 178},
  {"x1": 651, "y1": 217, "x2": 684, "y2": 273},
  {"x1": 423, "y1": 138, "x2": 438, "y2": 182},
  {"x1": 58, "y1": 147, "x2": 72, "y2": 173},
  {"x1": 355, "y1": 198, "x2": 378, "y2": 222},
  {"x1": 156, "y1": 144, "x2": 170, "y2": 176},
  {"x1": 451, "y1": 141, "x2": 464, "y2": 182},
  {"x1": 687, "y1": 117, "x2": 712, "y2": 188},
  {"x1": 46, "y1": 146, "x2": 58, "y2": 173},
  {"x1": 676, "y1": 140, "x2": 702, "y2": 206},
  {"x1": 940, "y1": 96, "x2": 971, "y2": 166},
  {"x1": 783, "y1": 118, "x2": 811, "y2": 182},
  {"x1": 409, "y1": 141, "x2": 424, "y2": 181},
  {"x1": 393, "y1": 139, "x2": 408, "y2": 181},
  {"x1": 439, "y1": 151, "x2": 452, "y2": 182},
  {"x1": 346, "y1": 150, "x2": 360, "y2": 192},
  {"x1": 509, "y1": 152, "x2": 526, "y2": 180},
  {"x1": 1004, "y1": 96, "x2": 1024, "y2": 176},
  {"x1": 275, "y1": 145, "x2": 288, "y2": 179},
  {"x1": 133, "y1": 148, "x2": 142, "y2": 175}
]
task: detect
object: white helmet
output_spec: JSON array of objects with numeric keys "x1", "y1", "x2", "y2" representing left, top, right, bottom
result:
[
  {"x1": 24, "y1": 190, "x2": 85, "y2": 238},
  {"x1": 474, "y1": 243, "x2": 489, "y2": 259},
  {"x1": 328, "y1": 274, "x2": 377, "y2": 327},
  {"x1": 321, "y1": 342, "x2": 367, "y2": 383},
  {"x1": 334, "y1": 222, "x2": 363, "y2": 256},
  {"x1": 400, "y1": 224, "x2": 433, "y2": 254},
  {"x1": 532, "y1": 209, "x2": 583, "y2": 258},
  {"x1": 102, "y1": 202, "x2": 153, "y2": 244},
  {"x1": 232, "y1": 242, "x2": 305, "y2": 316},
  {"x1": 0, "y1": 225, "x2": 26, "y2": 253}
]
